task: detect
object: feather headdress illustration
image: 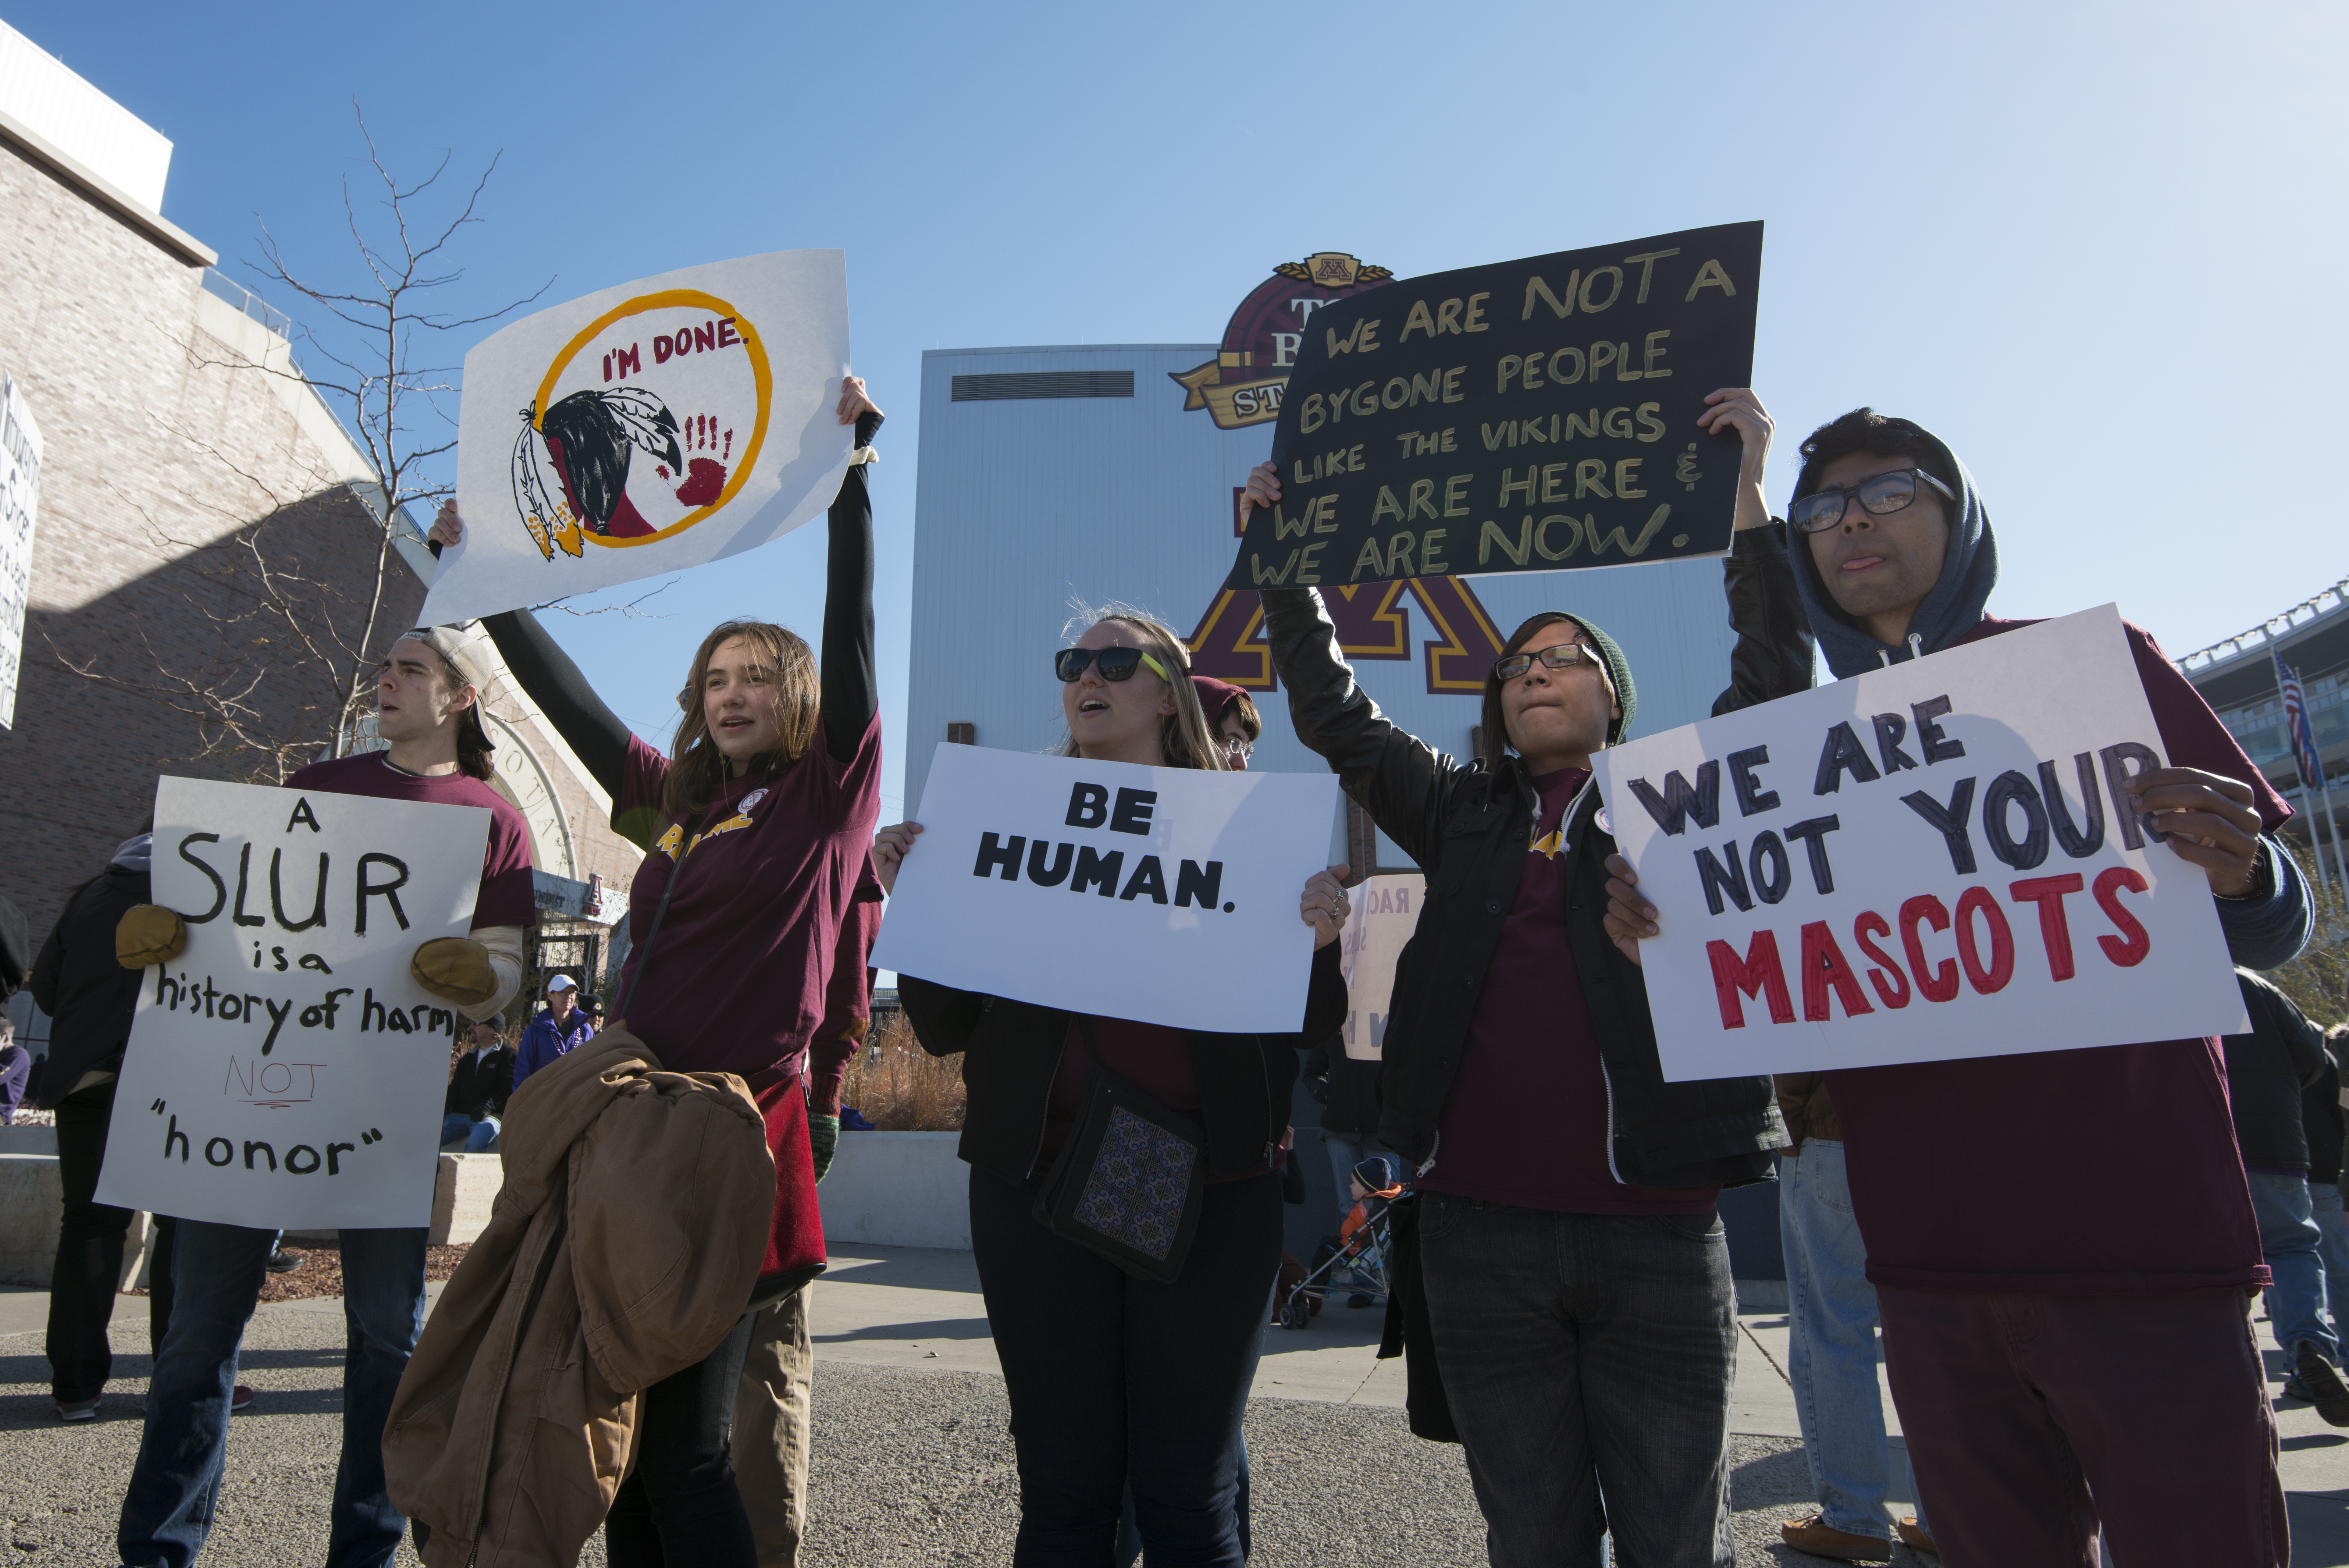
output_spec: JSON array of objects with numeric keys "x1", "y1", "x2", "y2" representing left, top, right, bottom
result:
[{"x1": 511, "y1": 388, "x2": 685, "y2": 559}]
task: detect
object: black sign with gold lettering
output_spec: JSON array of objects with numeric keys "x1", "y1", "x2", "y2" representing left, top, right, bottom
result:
[{"x1": 1226, "y1": 222, "x2": 1763, "y2": 590}]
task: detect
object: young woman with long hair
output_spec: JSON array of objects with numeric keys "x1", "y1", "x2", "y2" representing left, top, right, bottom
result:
[
  {"x1": 877, "y1": 605, "x2": 1351, "y2": 1567},
  {"x1": 428, "y1": 376, "x2": 884, "y2": 1566}
]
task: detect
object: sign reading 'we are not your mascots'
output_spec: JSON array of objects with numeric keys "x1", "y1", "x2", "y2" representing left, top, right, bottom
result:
[
  {"x1": 1590, "y1": 608, "x2": 2251, "y2": 1082},
  {"x1": 97, "y1": 778, "x2": 491, "y2": 1230}
]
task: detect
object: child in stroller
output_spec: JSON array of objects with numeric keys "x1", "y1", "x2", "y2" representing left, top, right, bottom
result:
[{"x1": 1278, "y1": 1156, "x2": 1407, "y2": 1327}]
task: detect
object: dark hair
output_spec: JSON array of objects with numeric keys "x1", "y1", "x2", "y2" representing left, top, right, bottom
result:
[
  {"x1": 1793, "y1": 408, "x2": 1958, "y2": 502},
  {"x1": 1478, "y1": 612, "x2": 1615, "y2": 764},
  {"x1": 1225, "y1": 690, "x2": 1262, "y2": 743},
  {"x1": 407, "y1": 641, "x2": 498, "y2": 782},
  {"x1": 662, "y1": 620, "x2": 821, "y2": 823}
]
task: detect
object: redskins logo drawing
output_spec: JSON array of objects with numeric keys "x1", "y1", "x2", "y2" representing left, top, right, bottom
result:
[{"x1": 512, "y1": 289, "x2": 773, "y2": 561}]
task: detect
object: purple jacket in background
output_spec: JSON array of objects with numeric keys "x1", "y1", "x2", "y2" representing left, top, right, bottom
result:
[
  {"x1": 0, "y1": 1044, "x2": 28, "y2": 1121},
  {"x1": 511, "y1": 1009, "x2": 597, "y2": 1095}
]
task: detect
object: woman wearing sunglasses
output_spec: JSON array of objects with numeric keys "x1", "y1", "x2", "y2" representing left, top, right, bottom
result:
[
  {"x1": 1239, "y1": 432, "x2": 1802, "y2": 1564},
  {"x1": 880, "y1": 606, "x2": 1350, "y2": 1568},
  {"x1": 426, "y1": 376, "x2": 882, "y2": 1567}
]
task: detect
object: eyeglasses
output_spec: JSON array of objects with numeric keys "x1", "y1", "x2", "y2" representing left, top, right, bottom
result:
[
  {"x1": 1218, "y1": 734, "x2": 1254, "y2": 762},
  {"x1": 1055, "y1": 646, "x2": 1171, "y2": 683},
  {"x1": 1492, "y1": 644, "x2": 1598, "y2": 683},
  {"x1": 1787, "y1": 467, "x2": 1956, "y2": 535}
]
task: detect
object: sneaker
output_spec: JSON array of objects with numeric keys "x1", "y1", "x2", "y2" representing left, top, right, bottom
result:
[
  {"x1": 1897, "y1": 1517, "x2": 1938, "y2": 1557},
  {"x1": 2284, "y1": 1371, "x2": 2320, "y2": 1403},
  {"x1": 1778, "y1": 1514, "x2": 1890, "y2": 1562},
  {"x1": 2295, "y1": 1343, "x2": 2349, "y2": 1427},
  {"x1": 1347, "y1": 1292, "x2": 1375, "y2": 1309},
  {"x1": 230, "y1": 1384, "x2": 255, "y2": 1414},
  {"x1": 54, "y1": 1396, "x2": 100, "y2": 1423},
  {"x1": 265, "y1": 1248, "x2": 303, "y2": 1274}
]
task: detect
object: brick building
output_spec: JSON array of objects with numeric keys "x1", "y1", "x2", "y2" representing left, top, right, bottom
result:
[{"x1": 0, "y1": 24, "x2": 639, "y2": 978}]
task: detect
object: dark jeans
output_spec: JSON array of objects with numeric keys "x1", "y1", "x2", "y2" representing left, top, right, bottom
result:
[
  {"x1": 46, "y1": 1080, "x2": 176, "y2": 1402},
  {"x1": 118, "y1": 1221, "x2": 426, "y2": 1568},
  {"x1": 971, "y1": 1166, "x2": 1281, "y2": 1568},
  {"x1": 1417, "y1": 1193, "x2": 1737, "y2": 1568},
  {"x1": 1877, "y1": 1285, "x2": 2284, "y2": 1567},
  {"x1": 605, "y1": 1311, "x2": 759, "y2": 1567}
]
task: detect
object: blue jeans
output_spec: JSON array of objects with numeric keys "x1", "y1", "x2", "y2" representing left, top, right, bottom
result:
[
  {"x1": 2247, "y1": 1170, "x2": 2335, "y2": 1362},
  {"x1": 118, "y1": 1221, "x2": 427, "y2": 1568},
  {"x1": 1417, "y1": 1192, "x2": 1736, "y2": 1568},
  {"x1": 1780, "y1": 1141, "x2": 1927, "y2": 1542},
  {"x1": 439, "y1": 1112, "x2": 500, "y2": 1152},
  {"x1": 2316, "y1": 1183, "x2": 2349, "y2": 1341}
]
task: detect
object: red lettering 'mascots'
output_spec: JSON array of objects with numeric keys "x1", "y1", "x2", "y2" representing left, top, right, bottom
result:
[
  {"x1": 1799, "y1": 920, "x2": 1874, "y2": 1022},
  {"x1": 2093, "y1": 866, "x2": 2152, "y2": 966},
  {"x1": 1707, "y1": 930, "x2": 1794, "y2": 1029}
]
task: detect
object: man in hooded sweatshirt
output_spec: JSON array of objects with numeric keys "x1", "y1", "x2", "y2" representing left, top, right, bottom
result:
[{"x1": 1609, "y1": 394, "x2": 2310, "y2": 1568}]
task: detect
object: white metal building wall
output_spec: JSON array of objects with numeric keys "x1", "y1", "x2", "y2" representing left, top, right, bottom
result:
[{"x1": 905, "y1": 342, "x2": 1743, "y2": 864}]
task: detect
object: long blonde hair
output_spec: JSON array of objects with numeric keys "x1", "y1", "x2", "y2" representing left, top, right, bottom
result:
[
  {"x1": 1056, "y1": 603, "x2": 1226, "y2": 772},
  {"x1": 662, "y1": 619, "x2": 821, "y2": 821}
]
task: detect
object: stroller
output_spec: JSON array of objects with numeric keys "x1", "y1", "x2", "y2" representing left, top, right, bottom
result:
[{"x1": 1275, "y1": 1158, "x2": 1407, "y2": 1330}]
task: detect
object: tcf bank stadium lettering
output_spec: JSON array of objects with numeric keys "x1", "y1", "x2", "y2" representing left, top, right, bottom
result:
[{"x1": 970, "y1": 783, "x2": 1235, "y2": 913}]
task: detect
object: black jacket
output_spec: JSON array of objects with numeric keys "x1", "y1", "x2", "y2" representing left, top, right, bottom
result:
[
  {"x1": 900, "y1": 944, "x2": 1348, "y2": 1184},
  {"x1": 1260, "y1": 565, "x2": 1807, "y2": 1184},
  {"x1": 2223, "y1": 968, "x2": 2330, "y2": 1171},
  {"x1": 1303, "y1": 1036, "x2": 1382, "y2": 1136},
  {"x1": 28, "y1": 866, "x2": 150, "y2": 1109},
  {"x1": 446, "y1": 1046, "x2": 517, "y2": 1121},
  {"x1": 2306, "y1": 1033, "x2": 2346, "y2": 1188}
]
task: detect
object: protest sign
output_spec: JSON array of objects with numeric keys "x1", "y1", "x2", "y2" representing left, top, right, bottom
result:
[
  {"x1": 0, "y1": 375, "x2": 42, "y2": 729},
  {"x1": 421, "y1": 249, "x2": 853, "y2": 626},
  {"x1": 1588, "y1": 607, "x2": 2251, "y2": 1082},
  {"x1": 97, "y1": 777, "x2": 492, "y2": 1230},
  {"x1": 873, "y1": 744, "x2": 1341, "y2": 1034},
  {"x1": 1338, "y1": 872, "x2": 1422, "y2": 1061},
  {"x1": 1228, "y1": 223, "x2": 1762, "y2": 591}
]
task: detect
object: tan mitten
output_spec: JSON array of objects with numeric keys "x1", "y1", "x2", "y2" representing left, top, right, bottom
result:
[
  {"x1": 411, "y1": 937, "x2": 497, "y2": 1007},
  {"x1": 116, "y1": 904, "x2": 188, "y2": 969}
]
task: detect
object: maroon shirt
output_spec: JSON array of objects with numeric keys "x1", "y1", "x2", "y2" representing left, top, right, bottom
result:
[
  {"x1": 282, "y1": 754, "x2": 537, "y2": 928},
  {"x1": 1420, "y1": 767, "x2": 1716, "y2": 1216},
  {"x1": 612, "y1": 716, "x2": 882, "y2": 1081},
  {"x1": 1829, "y1": 618, "x2": 2289, "y2": 1295}
]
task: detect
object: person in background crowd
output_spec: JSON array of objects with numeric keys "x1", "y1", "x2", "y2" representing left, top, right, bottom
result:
[
  {"x1": 2223, "y1": 967, "x2": 2348, "y2": 1421},
  {"x1": 583, "y1": 992, "x2": 607, "y2": 1032},
  {"x1": 115, "y1": 622, "x2": 536, "y2": 1568},
  {"x1": 1610, "y1": 394, "x2": 2313, "y2": 1568},
  {"x1": 1302, "y1": 1032, "x2": 1391, "y2": 1237},
  {"x1": 0, "y1": 1017, "x2": 26, "y2": 1121},
  {"x1": 511, "y1": 974, "x2": 594, "y2": 1096},
  {"x1": 732, "y1": 854, "x2": 882, "y2": 1568},
  {"x1": 433, "y1": 375, "x2": 884, "y2": 1566},
  {"x1": 888, "y1": 603, "x2": 1351, "y2": 1567},
  {"x1": 1192, "y1": 673, "x2": 1262, "y2": 771},
  {"x1": 1771, "y1": 1074, "x2": 1932, "y2": 1562},
  {"x1": 2293, "y1": 1017, "x2": 2349, "y2": 1403},
  {"x1": 31, "y1": 829, "x2": 181, "y2": 1423},
  {"x1": 441, "y1": 1018, "x2": 515, "y2": 1153},
  {"x1": 1242, "y1": 383, "x2": 1794, "y2": 1565}
]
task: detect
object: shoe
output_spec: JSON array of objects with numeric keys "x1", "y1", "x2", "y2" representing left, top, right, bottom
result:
[
  {"x1": 2285, "y1": 1371, "x2": 2319, "y2": 1402},
  {"x1": 1348, "y1": 1292, "x2": 1374, "y2": 1309},
  {"x1": 2295, "y1": 1343, "x2": 2349, "y2": 1427},
  {"x1": 230, "y1": 1384, "x2": 255, "y2": 1414},
  {"x1": 54, "y1": 1396, "x2": 100, "y2": 1423},
  {"x1": 1897, "y1": 1517, "x2": 1938, "y2": 1557},
  {"x1": 265, "y1": 1248, "x2": 303, "y2": 1273},
  {"x1": 1779, "y1": 1515, "x2": 1891, "y2": 1562}
]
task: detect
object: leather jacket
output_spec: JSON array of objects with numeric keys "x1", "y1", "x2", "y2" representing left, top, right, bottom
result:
[{"x1": 1259, "y1": 553, "x2": 1809, "y2": 1185}]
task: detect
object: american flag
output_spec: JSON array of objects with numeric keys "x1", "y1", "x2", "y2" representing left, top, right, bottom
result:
[{"x1": 2273, "y1": 654, "x2": 2327, "y2": 793}]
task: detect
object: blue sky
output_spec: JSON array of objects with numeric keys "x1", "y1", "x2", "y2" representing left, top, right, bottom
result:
[{"x1": 11, "y1": 1, "x2": 2345, "y2": 818}]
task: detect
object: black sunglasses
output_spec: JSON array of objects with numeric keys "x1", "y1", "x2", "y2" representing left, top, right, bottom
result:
[
  {"x1": 1492, "y1": 643, "x2": 1598, "y2": 683},
  {"x1": 1788, "y1": 467, "x2": 1957, "y2": 535},
  {"x1": 1055, "y1": 646, "x2": 1169, "y2": 683}
]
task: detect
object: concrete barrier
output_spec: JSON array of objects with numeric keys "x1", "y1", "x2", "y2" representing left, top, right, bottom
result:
[
  {"x1": 0, "y1": 1153, "x2": 63, "y2": 1286},
  {"x1": 817, "y1": 1131, "x2": 970, "y2": 1250},
  {"x1": 430, "y1": 1153, "x2": 503, "y2": 1246},
  {"x1": 0, "y1": 1124, "x2": 58, "y2": 1155}
]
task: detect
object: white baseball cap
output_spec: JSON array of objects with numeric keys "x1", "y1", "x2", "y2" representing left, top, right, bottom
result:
[{"x1": 545, "y1": 974, "x2": 579, "y2": 992}]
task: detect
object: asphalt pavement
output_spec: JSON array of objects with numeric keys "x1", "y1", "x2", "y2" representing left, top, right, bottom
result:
[{"x1": 1, "y1": 1249, "x2": 2344, "y2": 1565}]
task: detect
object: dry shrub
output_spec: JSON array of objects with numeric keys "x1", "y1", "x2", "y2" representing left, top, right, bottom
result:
[
  {"x1": 2273, "y1": 843, "x2": 2347, "y2": 1030},
  {"x1": 840, "y1": 1010, "x2": 967, "y2": 1131}
]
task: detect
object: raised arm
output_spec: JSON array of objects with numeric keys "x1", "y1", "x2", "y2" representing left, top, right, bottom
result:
[
  {"x1": 822, "y1": 380, "x2": 885, "y2": 764},
  {"x1": 1699, "y1": 388, "x2": 1815, "y2": 715},
  {"x1": 478, "y1": 607, "x2": 633, "y2": 800}
]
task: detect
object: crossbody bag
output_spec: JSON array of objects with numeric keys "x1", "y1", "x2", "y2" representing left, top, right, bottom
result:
[{"x1": 1031, "y1": 1018, "x2": 1208, "y2": 1283}]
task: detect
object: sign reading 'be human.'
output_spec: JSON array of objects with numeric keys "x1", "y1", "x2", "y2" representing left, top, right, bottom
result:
[{"x1": 1588, "y1": 607, "x2": 2251, "y2": 1082}]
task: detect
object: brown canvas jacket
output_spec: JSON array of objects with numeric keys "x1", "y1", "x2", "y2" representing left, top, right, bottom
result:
[
  {"x1": 384, "y1": 1027, "x2": 775, "y2": 1567},
  {"x1": 1773, "y1": 1073, "x2": 1841, "y2": 1149}
]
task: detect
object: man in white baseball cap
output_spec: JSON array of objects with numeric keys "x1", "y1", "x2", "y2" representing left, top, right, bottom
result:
[{"x1": 512, "y1": 972, "x2": 596, "y2": 1095}]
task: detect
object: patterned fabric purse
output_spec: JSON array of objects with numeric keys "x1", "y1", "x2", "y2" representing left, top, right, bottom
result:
[{"x1": 1032, "y1": 1019, "x2": 1207, "y2": 1283}]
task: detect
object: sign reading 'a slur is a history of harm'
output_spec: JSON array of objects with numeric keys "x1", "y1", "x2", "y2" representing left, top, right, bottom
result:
[
  {"x1": 1230, "y1": 222, "x2": 1763, "y2": 591},
  {"x1": 1589, "y1": 607, "x2": 2250, "y2": 1083}
]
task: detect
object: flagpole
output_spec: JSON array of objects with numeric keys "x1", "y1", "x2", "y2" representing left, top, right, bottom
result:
[{"x1": 2266, "y1": 633, "x2": 2332, "y2": 895}]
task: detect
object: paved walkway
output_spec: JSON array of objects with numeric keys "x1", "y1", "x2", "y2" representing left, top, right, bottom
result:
[{"x1": 2, "y1": 1251, "x2": 2344, "y2": 1564}]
